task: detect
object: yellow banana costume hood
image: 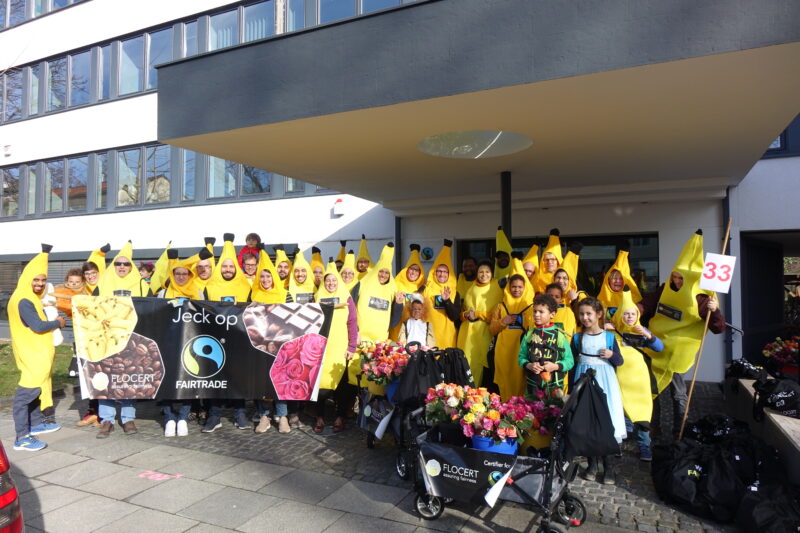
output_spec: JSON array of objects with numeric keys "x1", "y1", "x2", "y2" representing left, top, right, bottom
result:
[
  {"x1": 522, "y1": 244, "x2": 539, "y2": 283},
  {"x1": 8, "y1": 244, "x2": 56, "y2": 395},
  {"x1": 340, "y1": 250, "x2": 359, "y2": 292},
  {"x1": 84, "y1": 244, "x2": 109, "y2": 294},
  {"x1": 289, "y1": 249, "x2": 316, "y2": 303},
  {"x1": 188, "y1": 237, "x2": 216, "y2": 292},
  {"x1": 493, "y1": 258, "x2": 534, "y2": 400},
  {"x1": 98, "y1": 241, "x2": 148, "y2": 297},
  {"x1": 646, "y1": 230, "x2": 712, "y2": 393},
  {"x1": 597, "y1": 247, "x2": 642, "y2": 316},
  {"x1": 423, "y1": 240, "x2": 458, "y2": 348},
  {"x1": 204, "y1": 234, "x2": 251, "y2": 303},
  {"x1": 457, "y1": 267, "x2": 503, "y2": 386},
  {"x1": 250, "y1": 248, "x2": 288, "y2": 304},
  {"x1": 611, "y1": 287, "x2": 653, "y2": 424},
  {"x1": 318, "y1": 261, "x2": 355, "y2": 390},
  {"x1": 163, "y1": 247, "x2": 212, "y2": 299},
  {"x1": 274, "y1": 246, "x2": 293, "y2": 289},
  {"x1": 357, "y1": 234, "x2": 373, "y2": 280},
  {"x1": 494, "y1": 227, "x2": 513, "y2": 280},
  {"x1": 390, "y1": 244, "x2": 426, "y2": 341},
  {"x1": 148, "y1": 242, "x2": 171, "y2": 293},
  {"x1": 310, "y1": 247, "x2": 325, "y2": 288},
  {"x1": 336, "y1": 240, "x2": 347, "y2": 265},
  {"x1": 534, "y1": 230, "x2": 564, "y2": 293}
]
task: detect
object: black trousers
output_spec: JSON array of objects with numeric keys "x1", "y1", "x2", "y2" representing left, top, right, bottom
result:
[
  {"x1": 653, "y1": 372, "x2": 688, "y2": 434},
  {"x1": 315, "y1": 372, "x2": 357, "y2": 418}
]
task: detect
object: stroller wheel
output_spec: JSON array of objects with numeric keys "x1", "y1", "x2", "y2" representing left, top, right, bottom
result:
[
  {"x1": 395, "y1": 451, "x2": 409, "y2": 480},
  {"x1": 554, "y1": 494, "x2": 587, "y2": 527},
  {"x1": 414, "y1": 493, "x2": 444, "y2": 520}
]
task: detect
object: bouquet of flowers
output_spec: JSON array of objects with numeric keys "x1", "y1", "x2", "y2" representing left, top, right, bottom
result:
[
  {"x1": 424, "y1": 383, "x2": 466, "y2": 424},
  {"x1": 762, "y1": 336, "x2": 799, "y2": 365},
  {"x1": 356, "y1": 340, "x2": 410, "y2": 385},
  {"x1": 524, "y1": 389, "x2": 565, "y2": 436}
]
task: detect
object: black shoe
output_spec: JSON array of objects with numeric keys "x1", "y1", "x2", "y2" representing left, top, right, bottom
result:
[
  {"x1": 601, "y1": 456, "x2": 616, "y2": 485},
  {"x1": 582, "y1": 457, "x2": 598, "y2": 482},
  {"x1": 201, "y1": 416, "x2": 222, "y2": 433}
]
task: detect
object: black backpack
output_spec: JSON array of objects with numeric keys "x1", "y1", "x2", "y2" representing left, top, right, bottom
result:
[
  {"x1": 561, "y1": 371, "x2": 619, "y2": 460},
  {"x1": 753, "y1": 377, "x2": 800, "y2": 420}
]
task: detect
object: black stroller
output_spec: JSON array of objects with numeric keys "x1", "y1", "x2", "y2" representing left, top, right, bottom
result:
[{"x1": 407, "y1": 371, "x2": 597, "y2": 532}]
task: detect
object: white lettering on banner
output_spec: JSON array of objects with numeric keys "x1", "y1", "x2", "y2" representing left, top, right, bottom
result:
[
  {"x1": 171, "y1": 307, "x2": 238, "y2": 330},
  {"x1": 111, "y1": 374, "x2": 154, "y2": 384},
  {"x1": 442, "y1": 464, "x2": 479, "y2": 481},
  {"x1": 483, "y1": 459, "x2": 513, "y2": 469},
  {"x1": 699, "y1": 253, "x2": 736, "y2": 294},
  {"x1": 175, "y1": 380, "x2": 228, "y2": 389}
]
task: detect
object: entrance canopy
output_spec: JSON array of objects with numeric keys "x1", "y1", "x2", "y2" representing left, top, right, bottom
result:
[{"x1": 158, "y1": 0, "x2": 800, "y2": 215}]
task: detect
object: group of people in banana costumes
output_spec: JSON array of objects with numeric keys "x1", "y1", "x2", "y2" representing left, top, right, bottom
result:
[{"x1": 8, "y1": 229, "x2": 724, "y2": 474}]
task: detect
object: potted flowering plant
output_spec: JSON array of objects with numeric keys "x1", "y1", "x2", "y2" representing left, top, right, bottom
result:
[{"x1": 762, "y1": 336, "x2": 799, "y2": 375}]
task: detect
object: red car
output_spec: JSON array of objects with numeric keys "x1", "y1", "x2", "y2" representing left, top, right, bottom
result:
[{"x1": 0, "y1": 441, "x2": 23, "y2": 533}]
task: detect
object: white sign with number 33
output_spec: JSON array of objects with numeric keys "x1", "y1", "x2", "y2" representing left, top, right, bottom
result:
[{"x1": 699, "y1": 253, "x2": 736, "y2": 294}]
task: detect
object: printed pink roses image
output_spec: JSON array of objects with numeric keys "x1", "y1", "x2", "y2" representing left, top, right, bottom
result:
[{"x1": 270, "y1": 333, "x2": 328, "y2": 400}]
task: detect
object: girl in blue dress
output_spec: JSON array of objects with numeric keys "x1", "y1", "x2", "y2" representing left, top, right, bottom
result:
[{"x1": 571, "y1": 297, "x2": 626, "y2": 485}]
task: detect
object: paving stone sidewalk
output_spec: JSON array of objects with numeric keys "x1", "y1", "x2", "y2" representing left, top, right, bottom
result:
[{"x1": 0, "y1": 382, "x2": 736, "y2": 533}]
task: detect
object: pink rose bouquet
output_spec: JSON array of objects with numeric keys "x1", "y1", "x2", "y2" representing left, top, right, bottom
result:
[{"x1": 356, "y1": 340, "x2": 411, "y2": 385}]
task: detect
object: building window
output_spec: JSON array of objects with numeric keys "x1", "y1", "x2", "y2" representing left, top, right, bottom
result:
[
  {"x1": 183, "y1": 21, "x2": 198, "y2": 57},
  {"x1": 1, "y1": 166, "x2": 20, "y2": 217},
  {"x1": 98, "y1": 44, "x2": 111, "y2": 100},
  {"x1": 285, "y1": 0, "x2": 306, "y2": 31},
  {"x1": 8, "y1": 0, "x2": 24, "y2": 26},
  {"x1": 285, "y1": 177, "x2": 305, "y2": 194},
  {"x1": 47, "y1": 58, "x2": 67, "y2": 111},
  {"x1": 117, "y1": 148, "x2": 141, "y2": 207},
  {"x1": 44, "y1": 160, "x2": 65, "y2": 213},
  {"x1": 29, "y1": 64, "x2": 41, "y2": 115},
  {"x1": 144, "y1": 145, "x2": 171, "y2": 204},
  {"x1": 147, "y1": 28, "x2": 173, "y2": 90},
  {"x1": 182, "y1": 150, "x2": 196, "y2": 201},
  {"x1": 208, "y1": 156, "x2": 238, "y2": 198},
  {"x1": 69, "y1": 50, "x2": 91, "y2": 107},
  {"x1": 26, "y1": 166, "x2": 37, "y2": 215},
  {"x1": 2, "y1": 68, "x2": 22, "y2": 121},
  {"x1": 362, "y1": 0, "x2": 399, "y2": 13},
  {"x1": 32, "y1": 0, "x2": 46, "y2": 17},
  {"x1": 119, "y1": 36, "x2": 144, "y2": 95},
  {"x1": 209, "y1": 9, "x2": 238, "y2": 51},
  {"x1": 244, "y1": 1, "x2": 274, "y2": 42},
  {"x1": 52, "y1": 0, "x2": 70, "y2": 9},
  {"x1": 320, "y1": 0, "x2": 355, "y2": 24},
  {"x1": 67, "y1": 156, "x2": 88, "y2": 211},
  {"x1": 242, "y1": 165, "x2": 271, "y2": 195},
  {"x1": 95, "y1": 153, "x2": 107, "y2": 209}
]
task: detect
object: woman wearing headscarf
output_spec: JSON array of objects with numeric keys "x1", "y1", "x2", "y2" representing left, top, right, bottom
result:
[
  {"x1": 389, "y1": 244, "x2": 426, "y2": 342},
  {"x1": 457, "y1": 260, "x2": 503, "y2": 386},
  {"x1": 314, "y1": 261, "x2": 358, "y2": 433},
  {"x1": 422, "y1": 240, "x2": 460, "y2": 348}
]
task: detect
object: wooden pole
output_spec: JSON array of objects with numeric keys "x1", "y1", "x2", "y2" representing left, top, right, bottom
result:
[{"x1": 678, "y1": 218, "x2": 733, "y2": 440}]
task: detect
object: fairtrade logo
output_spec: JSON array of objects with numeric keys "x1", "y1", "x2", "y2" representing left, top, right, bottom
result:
[
  {"x1": 425, "y1": 459, "x2": 441, "y2": 477},
  {"x1": 182, "y1": 335, "x2": 226, "y2": 379},
  {"x1": 488, "y1": 471, "x2": 504, "y2": 486},
  {"x1": 421, "y1": 247, "x2": 434, "y2": 261}
]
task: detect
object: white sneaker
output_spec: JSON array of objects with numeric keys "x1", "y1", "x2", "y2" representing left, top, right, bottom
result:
[
  {"x1": 177, "y1": 420, "x2": 188, "y2": 437},
  {"x1": 164, "y1": 420, "x2": 176, "y2": 438}
]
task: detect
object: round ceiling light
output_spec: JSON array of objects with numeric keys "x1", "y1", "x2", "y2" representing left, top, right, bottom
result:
[{"x1": 417, "y1": 130, "x2": 532, "y2": 159}]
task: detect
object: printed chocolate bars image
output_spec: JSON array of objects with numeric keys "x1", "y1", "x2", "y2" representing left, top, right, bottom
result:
[
  {"x1": 81, "y1": 332, "x2": 164, "y2": 400},
  {"x1": 243, "y1": 303, "x2": 325, "y2": 357}
]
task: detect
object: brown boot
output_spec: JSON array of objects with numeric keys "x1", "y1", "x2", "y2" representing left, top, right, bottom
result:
[
  {"x1": 97, "y1": 421, "x2": 113, "y2": 439},
  {"x1": 122, "y1": 421, "x2": 138, "y2": 435}
]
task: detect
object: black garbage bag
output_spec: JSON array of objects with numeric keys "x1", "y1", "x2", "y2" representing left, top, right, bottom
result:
[
  {"x1": 698, "y1": 450, "x2": 745, "y2": 522},
  {"x1": 737, "y1": 484, "x2": 800, "y2": 533},
  {"x1": 685, "y1": 414, "x2": 749, "y2": 444},
  {"x1": 753, "y1": 377, "x2": 800, "y2": 420},
  {"x1": 561, "y1": 371, "x2": 619, "y2": 460},
  {"x1": 652, "y1": 440, "x2": 714, "y2": 519},
  {"x1": 393, "y1": 349, "x2": 441, "y2": 405},
  {"x1": 726, "y1": 358, "x2": 767, "y2": 381}
]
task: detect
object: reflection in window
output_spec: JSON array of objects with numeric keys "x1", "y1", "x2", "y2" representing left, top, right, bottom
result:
[
  {"x1": 147, "y1": 28, "x2": 173, "y2": 89},
  {"x1": 1, "y1": 167, "x2": 20, "y2": 217},
  {"x1": 209, "y1": 10, "x2": 238, "y2": 51},
  {"x1": 47, "y1": 58, "x2": 67, "y2": 111},
  {"x1": 286, "y1": 177, "x2": 304, "y2": 193},
  {"x1": 208, "y1": 157, "x2": 238, "y2": 198},
  {"x1": 67, "y1": 156, "x2": 88, "y2": 211},
  {"x1": 3, "y1": 69, "x2": 22, "y2": 121},
  {"x1": 119, "y1": 37, "x2": 144, "y2": 95},
  {"x1": 320, "y1": 0, "x2": 355, "y2": 24},
  {"x1": 0, "y1": 2, "x2": 5, "y2": 30},
  {"x1": 242, "y1": 166, "x2": 271, "y2": 195},
  {"x1": 285, "y1": 0, "x2": 305, "y2": 31},
  {"x1": 96, "y1": 153, "x2": 107, "y2": 209},
  {"x1": 33, "y1": 0, "x2": 46, "y2": 17},
  {"x1": 99, "y1": 45, "x2": 111, "y2": 100},
  {"x1": 27, "y1": 166, "x2": 37, "y2": 215},
  {"x1": 362, "y1": 0, "x2": 399, "y2": 13},
  {"x1": 8, "y1": 0, "x2": 25, "y2": 25},
  {"x1": 117, "y1": 149, "x2": 141, "y2": 207},
  {"x1": 244, "y1": 1, "x2": 274, "y2": 42},
  {"x1": 29, "y1": 65, "x2": 41, "y2": 115},
  {"x1": 182, "y1": 150, "x2": 196, "y2": 201},
  {"x1": 145, "y1": 145, "x2": 171, "y2": 204},
  {"x1": 44, "y1": 160, "x2": 64, "y2": 213},
  {"x1": 184, "y1": 21, "x2": 198, "y2": 57},
  {"x1": 70, "y1": 51, "x2": 91, "y2": 106},
  {"x1": 52, "y1": 0, "x2": 69, "y2": 9}
]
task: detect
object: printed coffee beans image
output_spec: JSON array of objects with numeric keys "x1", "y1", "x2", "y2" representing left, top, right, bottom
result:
[
  {"x1": 82, "y1": 332, "x2": 164, "y2": 399},
  {"x1": 243, "y1": 303, "x2": 325, "y2": 356}
]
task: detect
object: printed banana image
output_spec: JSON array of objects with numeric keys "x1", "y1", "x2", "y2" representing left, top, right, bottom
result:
[{"x1": 72, "y1": 295, "x2": 138, "y2": 361}]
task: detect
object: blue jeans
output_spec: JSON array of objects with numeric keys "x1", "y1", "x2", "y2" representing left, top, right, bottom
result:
[
  {"x1": 625, "y1": 417, "x2": 651, "y2": 448},
  {"x1": 13, "y1": 386, "x2": 43, "y2": 439},
  {"x1": 208, "y1": 399, "x2": 245, "y2": 419},
  {"x1": 98, "y1": 399, "x2": 136, "y2": 424},
  {"x1": 274, "y1": 401, "x2": 288, "y2": 417},
  {"x1": 162, "y1": 403, "x2": 191, "y2": 423}
]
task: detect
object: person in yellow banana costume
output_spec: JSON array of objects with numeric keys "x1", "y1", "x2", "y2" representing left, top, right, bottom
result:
[
  {"x1": 158, "y1": 247, "x2": 213, "y2": 299},
  {"x1": 188, "y1": 237, "x2": 216, "y2": 293},
  {"x1": 288, "y1": 249, "x2": 316, "y2": 304},
  {"x1": 98, "y1": 241, "x2": 150, "y2": 297},
  {"x1": 423, "y1": 240, "x2": 461, "y2": 349},
  {"x1": 356, "y1": 234, "x2": 372, "y2": 280},
  {"x1": 456, "y1": 256, "x2": 477, "y2": 300},
  {"x1": 335, "y1": 240, "x2": 347, "y2": 270},
  {"x1": 389, "y1": 244, "x2": 426, "y2": 341},
  {"x1": 9, "y1": 244, "x2": 66, "y2": 451},
  {"x1": 639, "y1": 229, "x2": 726, "y2": 437},
  {"x1": 83, "y1": 243, "x2": 111, "y2": 295},
  {"x1": 533, "y1": 229, "x2": 581, "y2": 296},
  {"x1": 598, "y1": 243, "x2": 642, "y2": 321},
  {"x1": 494, "y1": 227, "x2": 513, "y2": 281},
  {"x1": 490, "y1": 258, "x2": 534, "y2": 400},
  {"x1": 311, "y1": 247, "x2": 325, "y2": 288},
  {"x1": 458, "y1": 260, "x2": 503, "y2": 386},
  {"x1": 274, "y1": 245, "x2": 293, "y2": 289},
  {"x1": 148, "y1": 243, "x2": 172, "y2": 294},
  {"x1": 314, "y1": 261, "x2": 358, "y2": 433},
  {"x1": 203, "y1": 233, "x2": 252, "y2": 303},
  {"x1": 340, "y1": 250, "x2": 358, "y2": 293},
  {"x1": 522, "y1": 244, "x2": 539, "y2": 284}
]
